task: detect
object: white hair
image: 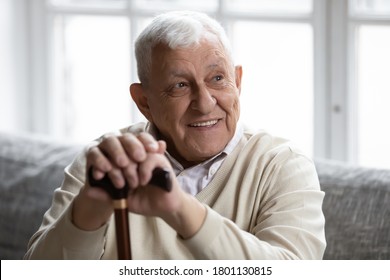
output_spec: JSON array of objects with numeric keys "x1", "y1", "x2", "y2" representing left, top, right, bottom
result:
[{"x1": 134, "y1": 11, "x2": 233, "y2": 86}]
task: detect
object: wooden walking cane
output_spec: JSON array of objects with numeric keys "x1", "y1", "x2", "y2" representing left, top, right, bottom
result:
[{"x1": 88, "y1": 167, "x2": 172, "y2": 259}]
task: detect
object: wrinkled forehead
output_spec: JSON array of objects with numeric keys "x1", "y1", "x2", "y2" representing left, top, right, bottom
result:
[{"x1": 151, "y1": 35, "x2": 233, "y2": 67}]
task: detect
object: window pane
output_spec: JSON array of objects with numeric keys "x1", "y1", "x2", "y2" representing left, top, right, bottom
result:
[
  {"x1": 350, "y1": 0, "x2": 390, "y2": 15},
  {"x1": 49, "y1": 0, "x2": 127, "y2": 9},
  {"x1": 357, "y1": 25, "x2": 390, "y2": 169},
  {"x1": 225, "y1": 0, "x2": 312, "y2": 14},
  {"x1": 132, "y1": 0, "x2": 218, "y2": 12},
  {"x1": 233, "y1": 22, "x2": 313, "y2": 156},
  {"x1": 52, "y1": 15, "x2": 131, "y2": 142}
]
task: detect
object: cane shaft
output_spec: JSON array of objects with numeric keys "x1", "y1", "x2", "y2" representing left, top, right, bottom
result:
[
  {"x1": 88, "y1": 167, "x2": 171, "y2": 260},
  {"x1": 114, "y1": 200, "x2": 131, "y2": 260}
]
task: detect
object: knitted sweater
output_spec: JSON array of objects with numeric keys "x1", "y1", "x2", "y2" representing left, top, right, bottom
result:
[{"x1": 25, "y1": 123, "x2": 326, "y2": 259}]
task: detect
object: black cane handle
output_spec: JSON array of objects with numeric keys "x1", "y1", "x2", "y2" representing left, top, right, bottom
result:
[{"x1": 88, "y1": 167, "x2": 172, "y2": 199}]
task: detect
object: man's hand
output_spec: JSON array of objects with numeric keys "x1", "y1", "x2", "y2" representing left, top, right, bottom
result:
[
  {"x1": 72, "y1": 132, "x2": 206, "y2": 239},
  {"x1": 87, "y1": 132, "x2": 166, "y2": 188},
  {"x1": 72, "y1": 132, "x2": 165, "y2": 231}
]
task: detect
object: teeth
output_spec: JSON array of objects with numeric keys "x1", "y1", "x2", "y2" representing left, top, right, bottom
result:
[{"x1": 190, "y1": 120, "x2": 218, "y2": 127}]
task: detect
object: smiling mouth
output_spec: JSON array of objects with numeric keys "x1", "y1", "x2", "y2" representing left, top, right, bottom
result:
[{"x1": 189, "y1": 119, "x2": 219, "y2": 127}]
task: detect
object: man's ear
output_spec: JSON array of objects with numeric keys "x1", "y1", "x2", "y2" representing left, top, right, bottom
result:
[
  {"x1": 235, "y1": 65, "x2": 243, "y2": 95},
  {"x1": 129, "y1": 83, "x2": 153, "y2": 122}
]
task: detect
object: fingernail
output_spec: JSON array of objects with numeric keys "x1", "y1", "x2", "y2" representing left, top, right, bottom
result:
[{"x1": 148, "y1": 142, "x2": 158, "y2": 150}]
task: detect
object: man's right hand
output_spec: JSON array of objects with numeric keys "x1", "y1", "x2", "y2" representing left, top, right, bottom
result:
[
  {"x1": 72, "y1": 132, "x2": 166, "y2": 231},
  {"x1": 72, "y1": 131, "x2": 206, "y2": 240}
]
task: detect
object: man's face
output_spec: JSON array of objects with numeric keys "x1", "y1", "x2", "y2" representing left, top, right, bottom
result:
[{"x1": 139, "y1": 39, "x2": 242, "y2": 167}]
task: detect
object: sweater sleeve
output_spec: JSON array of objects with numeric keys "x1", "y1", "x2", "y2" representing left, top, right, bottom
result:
[
  {"x1": 24, "y1": 147, "x2": 109, "y2": 260},
  {"x1": 182, "y1": 152, "x2": 326, "y2": 259}
]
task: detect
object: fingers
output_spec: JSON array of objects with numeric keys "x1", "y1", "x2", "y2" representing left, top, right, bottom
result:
[
  {"x1": 121, "y1": 161, "x2": 139, "y2": 188},
  {"x1": 86, "y1": 146, "x2": 112, "y2": 179},
  {"x1": 137, "y1": 153, "x2": 172, "y2": 186},
  {"x1": 87, "y1": 132, "x2": 166, "y2": 189},
  {"x1": 116, "y1": 133, "x2": 145, "y2": 163},
  {"x1": 87, "y1": 138, "x2": 127, "y2": 188},
  {"x1": 101, "y1": 135, "x2": 131, "y2": 168},
  {"x1": 136, "y1": 132, "x2": 160, "y2": 152},
  {"x1": 157, "y1": 140, "x2": 167, "y2": 154}
]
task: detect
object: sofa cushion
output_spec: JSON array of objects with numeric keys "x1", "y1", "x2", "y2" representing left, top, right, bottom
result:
[
  {"x1": 0, "y1": 132, "x2": 83, "y2": 259},
  {"x1": 315, "y1": 159, "x2": 390, "y2": 259}
]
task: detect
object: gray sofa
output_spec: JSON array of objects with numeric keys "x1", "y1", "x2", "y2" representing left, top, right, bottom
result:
[{"x1": 1, "y1": 131, "x2": 389, "y2": 260}]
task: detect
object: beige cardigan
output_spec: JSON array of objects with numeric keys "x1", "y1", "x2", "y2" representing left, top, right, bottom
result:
[{"x1": 25, "y1": 123, "x2": 326, "y2": 259}]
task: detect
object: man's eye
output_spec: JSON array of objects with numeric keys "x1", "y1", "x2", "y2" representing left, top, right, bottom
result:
[
  {"x1": 174, "y1": 82, "x2": 186, "y2": 88},
  {"x1": 214, "y1": 75, "x2": 223, "y2": 82},
  {"x1": 164, "y1": 82, "x2": 190, "y2": 97}
]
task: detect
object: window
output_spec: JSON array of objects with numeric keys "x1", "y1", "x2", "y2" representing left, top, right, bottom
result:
[
  {"x1": 43, "y1": 0, "x2": 315, "y2": 157},
  {"x1": 22, "y1": 0, "x2": 390, "y2": 169},
  {"x1": 51, "y1": 15, "x2": 132, "y2": 141},
  {"x1": 349, "y1": 0, "x2": 390, "y2": 168},
  {"x1": 232, "y1": 22, "x2": 313, "y2": 154}
]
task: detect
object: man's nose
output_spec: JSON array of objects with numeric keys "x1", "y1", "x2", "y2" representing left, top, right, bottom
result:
[{"x1": 190, "y1": 84, "x2": 216, "y2": 114}]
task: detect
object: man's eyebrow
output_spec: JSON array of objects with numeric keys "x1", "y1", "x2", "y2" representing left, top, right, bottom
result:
[
  {"x1": 207, "y1": 58, "x2": 226, "y2": 70},
  {"x1": 168, "y1": 70, "x2": 189, "y2": 77},
  {"x1": 208, "y1": 63, "x2": 219, "y2": 69},
  {"x1": 167, "y1": 59, "x2": 225, "y2": 76}
]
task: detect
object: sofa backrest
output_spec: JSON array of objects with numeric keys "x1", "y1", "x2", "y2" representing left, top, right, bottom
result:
[
  {"x1": 0, "y1": 132, "x2": 83, "y2": 260},
  {"x1": 316, "y1": 159, "x2": 390, "y2": 259}
]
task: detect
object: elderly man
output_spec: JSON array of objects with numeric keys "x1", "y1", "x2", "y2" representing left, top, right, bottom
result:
[{"x1": 25, "y1": 11, "x2": 326, "y2": 259}]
